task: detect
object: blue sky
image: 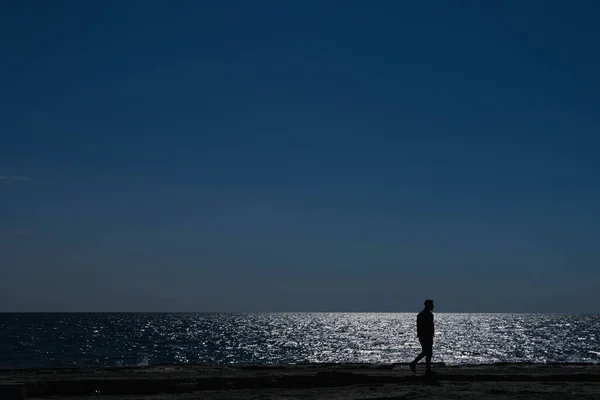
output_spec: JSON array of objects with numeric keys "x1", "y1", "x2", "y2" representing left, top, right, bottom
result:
[{"x1": 1, "y1": 1, "x2": 599, "y2": 312}]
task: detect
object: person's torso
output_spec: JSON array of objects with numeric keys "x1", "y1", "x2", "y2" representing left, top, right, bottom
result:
[{"x1": 417, "y1": 310, "x2": 434, "y2": 337}]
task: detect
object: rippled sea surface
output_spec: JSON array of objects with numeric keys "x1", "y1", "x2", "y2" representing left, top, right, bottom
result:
[{"x1": 1, "y1": 313, "x2": 599, "y2": 368}]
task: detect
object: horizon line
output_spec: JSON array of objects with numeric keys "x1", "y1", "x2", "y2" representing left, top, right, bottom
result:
[{"x1": 0, "y1": 311, "x2": 597, "y2": 314}]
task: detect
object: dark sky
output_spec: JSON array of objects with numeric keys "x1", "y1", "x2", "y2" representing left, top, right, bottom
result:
[{"x1": 1, "y1": 1, "x2": 599, "y2": 312}]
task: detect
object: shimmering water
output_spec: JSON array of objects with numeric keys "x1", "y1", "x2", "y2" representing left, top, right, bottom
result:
[{"x1": 1, "y1": 313, "x2": 599, "y2": 369}]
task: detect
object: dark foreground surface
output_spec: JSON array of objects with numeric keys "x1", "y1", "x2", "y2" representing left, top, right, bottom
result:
[{"x1": 1, "y1": 363, "x2": 600, "y2": 399}]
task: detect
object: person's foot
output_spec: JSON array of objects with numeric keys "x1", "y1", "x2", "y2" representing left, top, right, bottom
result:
[
  {"x1": 409, "y1": 362, "x2": 416, "y2": 373},
  {"x1": 426, "y1": 369, "x2": 437, "y2": 375}
]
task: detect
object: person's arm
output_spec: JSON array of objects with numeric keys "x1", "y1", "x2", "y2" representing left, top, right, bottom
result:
[{"x1": 423, "y1": 313, "x2": 434, "y2": 337}]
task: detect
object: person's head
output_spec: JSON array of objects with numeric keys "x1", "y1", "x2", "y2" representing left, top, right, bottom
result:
[{"x1": 424, "y1": 299, "x2": 434, "y2": 311}]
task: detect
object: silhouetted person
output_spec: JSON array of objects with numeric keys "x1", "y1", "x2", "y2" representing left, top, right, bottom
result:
[{"x1": 410, "y1": 299, "x2": 435, "y2": 374}]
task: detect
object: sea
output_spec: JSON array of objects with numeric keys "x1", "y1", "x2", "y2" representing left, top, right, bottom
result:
[{"x1": 1, "y1": 313, "x2": 599, "y2": 369}]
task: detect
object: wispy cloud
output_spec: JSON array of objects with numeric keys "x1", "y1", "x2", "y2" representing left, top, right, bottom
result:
[
  {"x1": 0, "y1": 176, "x2": 31, "y2": 181},
  {"x1": 0, "y1": 176, "x2": 81, "y2": 184},
  {"x1": 39, "y1": 179, "x2": 82, "y2": 184}
]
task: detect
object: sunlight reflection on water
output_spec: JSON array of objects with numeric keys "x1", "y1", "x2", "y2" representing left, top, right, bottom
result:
[{"x1": 2, "y1": 313, "x2": 599, "y2": 368}]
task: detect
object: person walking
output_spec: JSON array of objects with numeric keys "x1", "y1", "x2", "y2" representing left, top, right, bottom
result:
[{"x1": 410, "y1": 299, "x2": 435, "y2": 374}]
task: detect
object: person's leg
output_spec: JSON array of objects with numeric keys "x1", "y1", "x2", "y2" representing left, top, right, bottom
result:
[
  {"x1": 410, "y1": 337, "x2": 427, "y2": 372},
  {"x1": 410, "y1": 351, "x2": 423, "y2": 372},
  {"x1": 424, "y1": 337, "x2": 433, "y2": 372},
  {"x1": 413, "y1": 351, "x2": 426, "y2": 364}
]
